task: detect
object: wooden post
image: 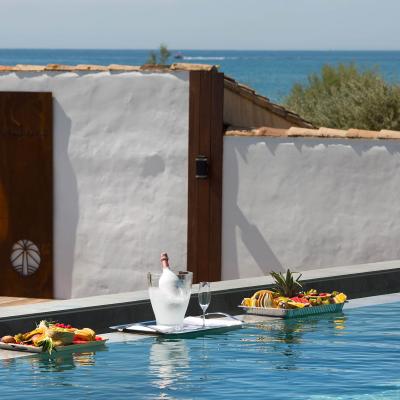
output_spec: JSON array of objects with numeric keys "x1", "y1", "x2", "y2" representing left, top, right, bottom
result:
[
  {"x1": 0, "y1": 92, "x2": 53, "y2": 298},
  {"x1": 187, "y1": 70, "x2": 224, "y2": 283}
]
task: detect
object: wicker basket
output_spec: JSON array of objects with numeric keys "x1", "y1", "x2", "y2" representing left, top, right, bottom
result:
[{"x1": 239, "y1": 302, "x2": 344, "y2": 318}]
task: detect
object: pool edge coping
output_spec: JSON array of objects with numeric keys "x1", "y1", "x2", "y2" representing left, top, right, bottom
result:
[{"x1": 1, "y1": 259, "x2": 400, "y2": 319}]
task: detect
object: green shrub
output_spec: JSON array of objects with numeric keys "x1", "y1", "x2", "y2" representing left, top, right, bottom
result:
[
  {"x1": 146, "y1": 43, "x2": 171, "y2": 65},
  {"x1": 285, "y1": 64, "x2": 400, "y2": 131},
  {"x1": 158, "y1": 44, "x2": 171, "y2": 65}
]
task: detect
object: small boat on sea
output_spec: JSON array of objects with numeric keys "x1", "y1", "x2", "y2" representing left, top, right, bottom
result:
[{"x1": 174, "y1": 52, "x2": 184, "y2": 60}]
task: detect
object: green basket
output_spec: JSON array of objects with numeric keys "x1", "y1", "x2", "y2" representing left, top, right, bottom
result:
[{"x1": 239, "y1": 302, "x2": 345, "y2": 319}]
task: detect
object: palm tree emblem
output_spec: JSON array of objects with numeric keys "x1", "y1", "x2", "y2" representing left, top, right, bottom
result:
[{"x1": 10, "y1": 240, "x2": 41, "y2": 276}]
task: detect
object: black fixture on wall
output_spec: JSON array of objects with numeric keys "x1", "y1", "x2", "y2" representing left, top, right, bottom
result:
[{"x1": 195, "y1": 155, "x2": 208, "y2": 179}]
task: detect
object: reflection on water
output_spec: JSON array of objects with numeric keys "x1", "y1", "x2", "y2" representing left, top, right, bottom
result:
[
  {"x1": 19, "y1": 349, "x2": 106, "y2": 373},
  {"x1": 241, "y1": 313, "x2": 348, "y2": 371},
  {"x1": 73, "y1": 352, "x2": 97, "y2": 366},
  {"x1": 149, "y1": 339, "x2": 189, "y2": 393},
  {"x1": 251, "y1": 312, "x2": 347, "y2": 343},
  {"x1": 333, "y1": 317, "x2": 346, "y2": 331}
]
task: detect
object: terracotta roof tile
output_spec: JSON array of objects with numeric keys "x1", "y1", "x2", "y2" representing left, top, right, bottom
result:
[
  {"x1": 75, "y1": 64, "x2": 109, "y2": 71},
  {"x1": 287, "y1": 127, "x2": 318, "y2": 137},
  {"x1": 45, "y1": 64, "x2": 78, "y2": 71},
  {"x1": 170, "y1": 63, "x2": 217, "y2": 71},
  {"x1": 378, "y1": 130, "x2": 400, "y2": 139},
  {"x1": 253, "y1": 127, "x2": 288, "y2": 137},
  {"x1": 108, "y1": 64, "x2": 141, "y2": 71},
  {"x1": 139, "y1": 64, "x2": 171, "y2": 71},
  {"x1": 269, "y1": 104, "x2": 289, "y2": 118},
  {"x1": 318, "y1": 127, "x2": 348, "y2": 138},
  {"x1": 0, "y1": 65, "x2": 16, "y2": 71},
  {"x1": 226, "y1": 127, "x2": 400, "y2": 140},
  {"x1": 226, "y1": 127, "x2": 287, "y2": 137},
  {"x1": 223, "y1": 75, "x2": 236, "y2": 82},
  {"x1": 0, "y1": 63, "x2": 216, "y2": 73},
  {"x1": 236, "y1": 83, "x2": 256, "y2": 94},
  {"x1": 347, "y1": 129, "x2": 378, "y2": 139},
  {"x1": 15, "y1": 64, "x2": 45, "y2": 71}
]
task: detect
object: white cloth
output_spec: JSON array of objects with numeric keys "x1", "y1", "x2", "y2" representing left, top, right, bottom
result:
[
  {"x1": 183, "y1": 316, "x2": 242, "y2": 327},
  {"x1": 125, "y1": 315, "x2": 242, "y2": 334}
]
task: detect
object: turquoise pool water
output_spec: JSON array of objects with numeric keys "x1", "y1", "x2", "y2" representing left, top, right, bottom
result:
[{"x1": 1, "y1": 302, "x2": 399, "y2": 399}]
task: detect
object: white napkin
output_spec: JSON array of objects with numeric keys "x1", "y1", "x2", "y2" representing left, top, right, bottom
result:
[
  {"x1": 125, "y1": 316, "x2": 242, "y2": 334},
  {"x1": 183, "y1": 316, "x2": 242, "y2": 327},
  {"x1": 126, "y1": 324, "x2": 178, "y2": 334}
]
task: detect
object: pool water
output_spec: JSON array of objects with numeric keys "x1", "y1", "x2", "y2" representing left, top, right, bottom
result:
[{"x1": 1, "y1": 302, "x2": 399, "y2": 399}]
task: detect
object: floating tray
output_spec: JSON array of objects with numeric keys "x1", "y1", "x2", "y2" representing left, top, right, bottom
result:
[
  {"x1": 0, "y1": 339, "x2": 108, "y2": 354},
  {"x1": 110, "y1": 313, "x2": 243, "y2": 337},
  {"x1": 239, "y1": 302, "x2": 344, "y2": 318}
]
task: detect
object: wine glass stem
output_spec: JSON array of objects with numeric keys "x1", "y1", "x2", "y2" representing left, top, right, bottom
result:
[{"x1": 202, "y1": 310, "x2": 205, "y2": 328}]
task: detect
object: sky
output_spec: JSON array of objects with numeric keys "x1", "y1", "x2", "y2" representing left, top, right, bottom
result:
[{"x1": 0, "y1": 0, "x2": 399, "y2": 50}]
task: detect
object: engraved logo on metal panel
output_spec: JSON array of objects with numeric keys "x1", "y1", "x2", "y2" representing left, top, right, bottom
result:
[{"x1": 10, "y1": 240, "x2": 41, "y2": 276}]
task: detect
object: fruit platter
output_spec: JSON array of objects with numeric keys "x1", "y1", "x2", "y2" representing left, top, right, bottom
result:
[
  {"x1": 239, "y1": 270, "x2": 347, "y2": 318},
  {"x1": 0, "y1": 320, "x2": 107, "y2": 354}
]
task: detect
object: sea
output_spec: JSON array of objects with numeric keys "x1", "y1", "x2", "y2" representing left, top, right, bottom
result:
[{"x1": 1, "y1": 49, "x2": 400, "y2": 103}]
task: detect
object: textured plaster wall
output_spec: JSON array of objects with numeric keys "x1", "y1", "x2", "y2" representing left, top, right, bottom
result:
[
  {"x1": 0, "y1": 71, "x2": 189, "y2": 298},
  {"x1": 222, "y1": 136, "x2": 400, "y2": 280}
]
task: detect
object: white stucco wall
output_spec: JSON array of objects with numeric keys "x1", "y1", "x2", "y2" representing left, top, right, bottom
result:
[
  {"x1": 0, "y1": 70, "x2": 189, "y2": 298},
  {"x1": 222, "y1": 136, "x2": 400, "y2": 279}
]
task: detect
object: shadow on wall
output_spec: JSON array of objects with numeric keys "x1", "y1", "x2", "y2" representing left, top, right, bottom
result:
[
  {"x1": 53, "y1": 100, "x2": 79, "y2": 299},
  {"x1": 223, "y1": 143, "x2": 283, "y2": 278},
  {"x1": 224, "y1": 135, "x2": 400, "y2": 278}
]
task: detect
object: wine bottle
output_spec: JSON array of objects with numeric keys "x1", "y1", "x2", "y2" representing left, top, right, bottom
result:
[
  {"x1": 160, "y1": 252, "x2": 170, "y2": 269},
  {"x1": 159, "y1": 252, "x2": 179, "y2": 291}
]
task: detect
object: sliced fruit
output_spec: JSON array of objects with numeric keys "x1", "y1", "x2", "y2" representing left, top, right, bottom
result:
[
  {"x1": 288, "y1": 301, "x2": 306, "y2": 309},
  {"x1": 23, "y1": 327, "x2": 46, "y2": 341},
  {"x1": 290, "y1": 296, "x2": 309, "y2": 304},
  {"x1": 241, "y1": 298, "x2": 252, "y2": 307},
  {"x1": 262, "y1": 291, "x2": 274, "y2": 308},
  {"x1": 74, "y1": 328, "x2": 96, "y2": 342},
  {"x1": 47, "y1": 329, "x2": 75, "y2": 345},
  {"x1": 250, "y1": 290, "x2": 274, "y2": 308},
  {"x1": 334, "y1": 293, "x2": 347, "y2": 304},
  {"x1": 1, "y1": 335, "x2": 16, "y2": 343}
]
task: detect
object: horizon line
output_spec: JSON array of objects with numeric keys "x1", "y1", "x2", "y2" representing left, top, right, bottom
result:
[{"x1": 1, "y1": 48, "x2": 400, "y2": 52}]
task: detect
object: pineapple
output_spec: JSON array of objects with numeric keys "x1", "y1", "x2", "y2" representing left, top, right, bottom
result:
[{"x1": 270, "y1": 269, "x2": 302, "y2": 298}]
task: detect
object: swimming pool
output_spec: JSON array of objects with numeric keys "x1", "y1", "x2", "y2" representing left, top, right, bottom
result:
[{"x1": 1, "y1": 302, "x2": 399, "y2": 399}]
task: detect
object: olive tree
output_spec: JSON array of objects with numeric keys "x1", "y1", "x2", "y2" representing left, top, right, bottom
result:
[{"x1": 285, "y1": 64, "x2": 400, "y2": 131}]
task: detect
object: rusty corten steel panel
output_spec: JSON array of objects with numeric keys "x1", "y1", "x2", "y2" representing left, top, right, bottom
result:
[{"x1": 0, "y1": 91, "x2": 53, "y2": 298}]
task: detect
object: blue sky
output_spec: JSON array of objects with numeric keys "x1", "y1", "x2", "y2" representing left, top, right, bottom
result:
[{"x1": 0, "y1": 0, "x2": 398, "y2": 50}]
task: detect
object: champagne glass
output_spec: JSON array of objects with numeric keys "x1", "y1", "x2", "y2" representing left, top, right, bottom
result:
[{"x1": 198, "y1": 282, "x2": 211, "y2": 328}]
